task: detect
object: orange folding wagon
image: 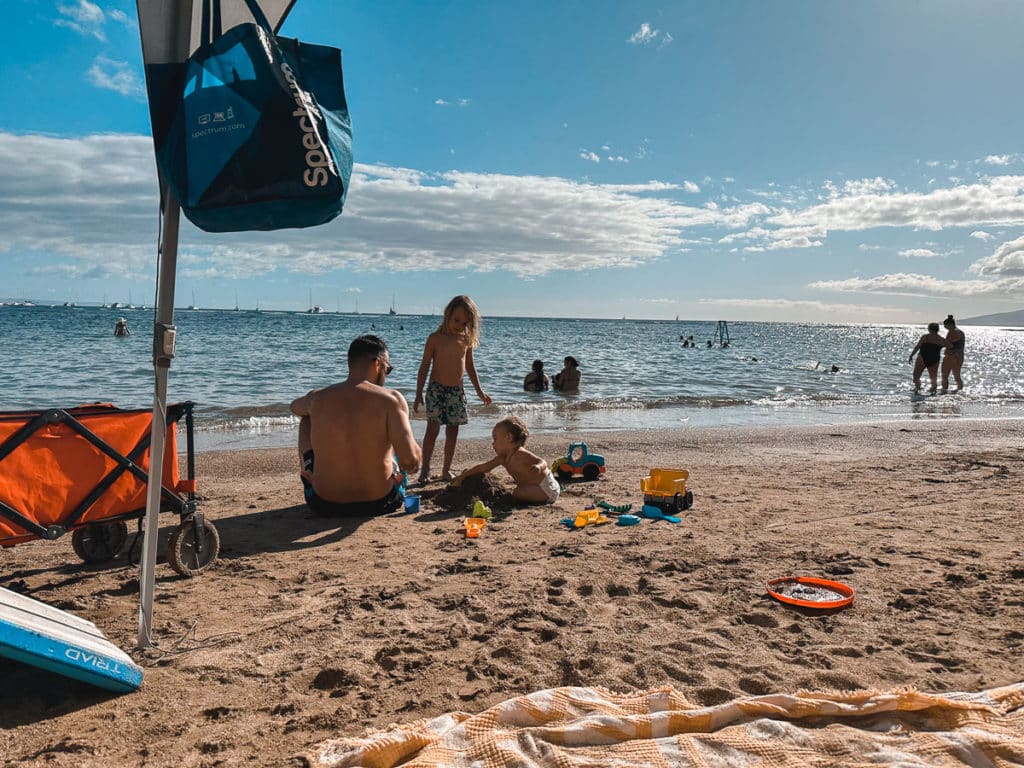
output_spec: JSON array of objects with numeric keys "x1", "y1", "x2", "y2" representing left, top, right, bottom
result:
[{"x1": 0, "y1": 402, "x2": 218, "y2": 576}]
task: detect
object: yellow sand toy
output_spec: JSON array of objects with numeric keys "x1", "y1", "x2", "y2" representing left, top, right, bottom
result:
[
  {"x1": 559, "y1": 507, "x2": 609, "y2": 529},
  {"x1": 574, "y1": 508, "x2": 609, "y2": 528},
  {"x1": 640, "y1": 468, "x2": 694, "y2": 513},
  {"x1": 464, "y1": 517, "x2": 487, "y2": 538}
]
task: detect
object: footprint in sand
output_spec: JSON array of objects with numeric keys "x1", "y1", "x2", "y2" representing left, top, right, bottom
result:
[
  {"x1": 738, "y1": 676, "x2": 773, "y2": 695},
  {"x1": 311, "y1": 667, "x2": 363, "y2": 691},
  {"x1": 546, "y1": 576, "x2": 567, "y2": 597},
  {"x1": 830, "y1": 646, "x2": 865, "y2": 658},
  {"x1": 737, "y1": 611, "x2": 779, "y2": 628},
  {"x1": 694, "y1": 686, "x2": 734, "y2": 707}
]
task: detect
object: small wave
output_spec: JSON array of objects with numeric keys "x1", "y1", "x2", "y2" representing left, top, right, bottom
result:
[
  {"x1": 195, "y1": 414, "x2": 298, "y2": 433},
  {"x1": 494, "y1": 395, "x2": 752, "y2": 413}
]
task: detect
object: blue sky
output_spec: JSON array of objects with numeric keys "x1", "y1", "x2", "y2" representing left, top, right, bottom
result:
[{"x1": 2, "y1": 0, "x2": 1024, "y2": 321}]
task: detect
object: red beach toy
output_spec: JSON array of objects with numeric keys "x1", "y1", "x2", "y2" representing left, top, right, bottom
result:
[{"x1": 766, "y1": 576, "x2": 854, "y2": 610}]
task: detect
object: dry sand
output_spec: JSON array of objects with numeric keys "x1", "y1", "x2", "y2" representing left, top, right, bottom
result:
[{"x1": 2, "y1": 418, "x2": 1023, "y2": 767}]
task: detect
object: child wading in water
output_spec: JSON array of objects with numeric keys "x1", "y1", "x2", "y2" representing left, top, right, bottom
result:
[
  {"x1": 414, "y1": 295, "x2": 492, "y2": 482},
  {"x1": 453, "y1": 416, "x2": 560, "y2": 504}
]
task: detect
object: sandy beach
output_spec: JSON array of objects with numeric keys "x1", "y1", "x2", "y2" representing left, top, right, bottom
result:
[{"x1": 2, "y1": 418, "x2": 1023, "y2": 766}]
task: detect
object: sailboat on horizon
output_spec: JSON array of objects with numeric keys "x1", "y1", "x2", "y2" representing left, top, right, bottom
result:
[
  {"x1": 187, "y1": 289, "x2": 198, "y2": 311},
  {"x1": 389, "y1": 293, "x2": 397, "y2": 316},
  {"x1": 306, "y1": 290, "x2": 325, "y2": 314}
]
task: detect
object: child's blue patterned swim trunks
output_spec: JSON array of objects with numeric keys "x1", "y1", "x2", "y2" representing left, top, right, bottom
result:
[{"x1": 425, "y1": 380, "x2": 468, "y2": 425}]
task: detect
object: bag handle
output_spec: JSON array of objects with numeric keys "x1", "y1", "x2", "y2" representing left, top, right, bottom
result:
[
  {"x1": 201, "y1": 0, "x2": 272, "y2": 46},
  {"x1": 200, "y1": 0, "x2": 223, "y2": 46},
  {"x1": 240, "y1": 0, "x2": 275, "y2": 37}
]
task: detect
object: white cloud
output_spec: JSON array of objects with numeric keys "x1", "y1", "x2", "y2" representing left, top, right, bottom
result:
[
  {"x1": 825, "y1": 177, "x2": 896, "y2": 198},
  {"x1": 970, "y1": 234, "x2": 1024, "y2": 276},
  {"x1": 458, "y1": 98, "x2": 470, "y2": 107},
  {"x1": 810, "y1": 272, "x2": 1024, "y2": 298},
  {"x1": 970, "y1": 230, "x2": 994, "y2": 241},
  {"x1": 700, "y1": 297, "x2": 910, "y2": 318},
  {"x1": 434, "y1": 98, "x2": 448, "y2": 106},
  {"x1": 682, "y1": 180, "x2": 700, "y2": 194},
  {"x1": 752, "y1": 176, "x2": 1024, "y2": 251},
  {"x1": 0, "y1": 132, "x2": 769, "y2": 281},
  {"x1": 984, "y1": 154, "x2": 1011, "y2": 165},
  {"x1": 579, "y1": 150, "x2": 600, "y2": 163},
  {"x1": 86, "y1": 57, "x2": 145, "y2": 99},
  {"x1": 622, "y1": 22, "x2": 663, "y2": 45},
  {"x1": 607, "y1": 155, "x2": 628, "y2": 163},
  {"x1": 55, "y1": 0, "x2": 106, "y2": 40},
  {"x1": 898, "y1": 248, "x2": 939, "y2": 258},
  {"x1": 107, "y1": 9, "x2": 134, "y2": 28},
  {"x1": 858, "y1": 243, "x2": 883, "y2": 251}
]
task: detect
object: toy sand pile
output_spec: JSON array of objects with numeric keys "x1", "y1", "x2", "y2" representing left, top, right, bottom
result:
[{"x1": 421, "y1": 473, "x2": 509, "y2": 515}]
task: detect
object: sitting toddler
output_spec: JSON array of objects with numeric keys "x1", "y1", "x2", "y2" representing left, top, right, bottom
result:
[{"x1": 453, "y1": 416, "x2": 560, "y2": 504}]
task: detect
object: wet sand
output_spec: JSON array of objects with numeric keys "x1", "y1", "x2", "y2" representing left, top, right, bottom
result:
[{"x1": 2, "y1": 418, "x2": 1023, "y2": 766}]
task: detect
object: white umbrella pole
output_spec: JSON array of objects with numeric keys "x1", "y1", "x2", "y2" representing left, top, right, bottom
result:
[{"x1": 137, "y1": 190, "x2": 181, "y2": 649}]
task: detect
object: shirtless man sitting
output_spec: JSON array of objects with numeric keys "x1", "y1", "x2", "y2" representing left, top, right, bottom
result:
[{"x1": 290, "y1": 335, "x2": 421, "y2": 516}]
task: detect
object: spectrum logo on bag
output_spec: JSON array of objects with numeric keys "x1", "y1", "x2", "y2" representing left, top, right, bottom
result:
[
  {"x1": 192, "y1": 106, "x2": 246, "y2": 139},
  {"x1": 281, "y1": 62, "x2": 333, "y2": 188}
]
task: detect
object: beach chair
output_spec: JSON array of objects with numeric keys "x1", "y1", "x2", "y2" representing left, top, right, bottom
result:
[{"x1": 0, "y1": 402, "x2": 218, "y2": 576}]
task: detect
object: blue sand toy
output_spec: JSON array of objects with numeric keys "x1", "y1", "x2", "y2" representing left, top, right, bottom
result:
[
  {"x1": 615, "y1": 514, "x2": 641, "y2": 526},
  {"x1": 641, "y1": 504, "x2": 681, "y2": 524}
]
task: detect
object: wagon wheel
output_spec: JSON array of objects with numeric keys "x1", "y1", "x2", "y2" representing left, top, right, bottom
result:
[
  {"x1": 673, "y1": 492, "x2": 685, "y2": 512},
  {"x1": 684, "y1": 490, "x2": 694, "y2": 510},
  {"x1": 167, "y1": 519, "x2": 220, "y2": 577},
  {"x1": 582, "y1": 463, "x2": 601, "y2": 481},
  {"x1": 556, "y1": 467, "x2": 573, "y2": 482},
  {"x1": 71, "y1": 522, "x2": 128, "y2": 563}
]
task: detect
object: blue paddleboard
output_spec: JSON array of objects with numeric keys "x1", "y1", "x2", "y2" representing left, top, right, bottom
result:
[{"x1": 0, "y1": 586, "x2": 142, "y2": 693}]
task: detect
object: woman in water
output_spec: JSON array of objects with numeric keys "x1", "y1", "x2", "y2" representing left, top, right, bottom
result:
[
  {"x1": 908, "y1": 322, "x2": 948, "y2": 395},
  {"x1": 941, "y1": 314, "x2": 965, "y2": 393},
  {"x1": 552, "y1": 356, "x2": 581, "y2": 392},
  {"x1": 523, "y1": 359, "x2": 549, "y2": 392}
]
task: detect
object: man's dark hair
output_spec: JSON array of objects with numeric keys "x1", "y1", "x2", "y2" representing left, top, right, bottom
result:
[{"x1": 348, "y1": 334, "x2": 388, "y2": 366}]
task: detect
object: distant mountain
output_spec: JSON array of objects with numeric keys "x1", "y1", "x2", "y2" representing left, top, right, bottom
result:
[{"x1": 960, "y1": 308, "x2": 1024, "y2": 327}]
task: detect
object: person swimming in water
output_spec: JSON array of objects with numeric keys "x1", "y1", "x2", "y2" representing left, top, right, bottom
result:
[
  {"x1": 523, "y1": 359, "x2": 549, "y2": 392},
  {"x1": 114, "y1": 317, "x2": 130, "y2": 337},
  {"x1": 908, "y1": 322, "x2": 948, "y2": 395}
]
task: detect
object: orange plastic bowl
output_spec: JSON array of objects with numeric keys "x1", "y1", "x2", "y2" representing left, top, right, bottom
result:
[{"x1": 766, "y1": 576, "x2": 854, "y2": 610}]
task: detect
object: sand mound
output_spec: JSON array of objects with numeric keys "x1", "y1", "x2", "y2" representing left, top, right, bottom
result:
[{"x1": 416, "y1": 473, "x2": 513, "y2": 516}]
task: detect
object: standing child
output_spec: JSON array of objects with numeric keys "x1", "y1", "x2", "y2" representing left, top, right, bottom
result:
[
  {"x1": 414, "y1": 295, "x2": 492, "y2": 482},
  {"x1": 453, "y1": 416, "x2": 560, "y2": 504}
]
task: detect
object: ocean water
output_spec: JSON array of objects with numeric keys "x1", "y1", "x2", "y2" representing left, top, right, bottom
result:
[{"x1": 2, "y1": 305, "x2": 1023, "y2": 451}]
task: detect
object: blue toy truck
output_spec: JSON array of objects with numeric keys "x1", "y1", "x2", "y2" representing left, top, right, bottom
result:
[{"x1": 553, "y1": 442, "x2": 606, "y2": 482}]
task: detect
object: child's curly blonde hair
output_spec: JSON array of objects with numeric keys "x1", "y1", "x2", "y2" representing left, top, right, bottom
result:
[{"x1": 496, "y1": 416, "x2": 529, "y2": 446}]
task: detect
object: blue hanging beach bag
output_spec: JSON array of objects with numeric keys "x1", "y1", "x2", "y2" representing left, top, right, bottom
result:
[{"x1": 156, "y1": 0, "x2": 353, "y2": 232}]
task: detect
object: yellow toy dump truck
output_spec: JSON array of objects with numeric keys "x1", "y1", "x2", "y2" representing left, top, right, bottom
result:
[{"x1": 640, "y1": 468, "x2": 694, "y2": 513}]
